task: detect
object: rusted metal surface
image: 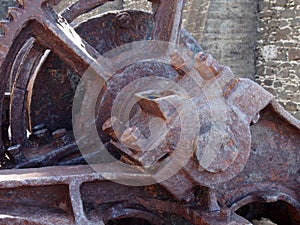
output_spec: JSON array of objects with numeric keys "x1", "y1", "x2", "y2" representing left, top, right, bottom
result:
[
  {"x1": 0, "y1": 164, "x2": 252, "y2": 225},
  {"x1": 0, "y1": 0, "x2": 299, "y2": 224}
]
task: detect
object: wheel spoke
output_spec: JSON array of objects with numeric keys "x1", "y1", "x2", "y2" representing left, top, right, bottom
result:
[
  {"x1": 10, "y1": 38, "x2": 46, "y2": 146},
  {"x1": 32, "y1": 5, "x2": 111, "y2": 79},
  {"x1": 2, "y1": 0, "x2": 113, "y2": 150},
  {"x1": 61, "y1": 0, "x2": 112, "y2": 23},
  {"x1": 151, "y1": 0, "x2": 185, "y2": 43}
]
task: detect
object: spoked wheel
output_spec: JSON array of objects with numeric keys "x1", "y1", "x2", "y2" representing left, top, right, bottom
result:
[
  {"x1": 0, "y1": 0, "x2": 202, "y2": 167},
  {"x1": 0, "y1": 0, "x2": 252, "y2": 190}
]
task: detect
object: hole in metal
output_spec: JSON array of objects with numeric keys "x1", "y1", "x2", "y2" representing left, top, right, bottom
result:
[{"x1": 236, "y1": 200, "x2": 300, "y2": 225}]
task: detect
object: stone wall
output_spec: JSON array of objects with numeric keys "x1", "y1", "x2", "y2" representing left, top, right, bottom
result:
[
  {"x1": 256, "y1": 0, "x2": 300, "y2": 118},
  {"x1": 123, "y1": 0, "x2": 152, "y2": 12},
  {"x1": 199, "y1": 0, "x2": 258, "y2": 80},
  {"x1": 182, "y1": 0, "x2": 210, "y2": 42},
  {"x1": 121, "y1": 0, "x2": 258, "y2": 80},
  {"x1": 0, "y1": 0, "x2": 17, "y2": 35},
  {"x1": 0, "y1": 0, "x2": 17, "y2": 18}
]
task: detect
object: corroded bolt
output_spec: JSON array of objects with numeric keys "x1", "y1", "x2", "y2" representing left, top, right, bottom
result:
[
  {"x1": 7, "y1": 144, "x2": 26, "y2": 163},
  {"x1": 252, "y1": 113, "x2": 260, "y2": 124},
  {"x1": 7, "y1": 144, "x2": 22, "y2": 155},
  {"x1": 208, "y1": 191, "x2": 220, "y2": 212},
  {"x1": 30, "y1": 128, "x2": 52, "y2": 146},
  {"x1": 102, "y1": 116, "x2": 126, "y2": 141},
  {"x1": 116, "y1": 12, "x2": 133, "y2": 29},
  {"x1": 52, "y1": 128, "x2": 69, "y2": 147},
  {"x1": 170, "y1": 50, "x2": 194, "y2": 73},
  {"x1": 52, "y1": 128, "x2": 67, "y2": 139},
  {"x1": 120, "y1": 126, "x2": 142, "y2": 151},
  {"x1": 135, "y1": 90, "x2": 182, "y2": 121},
  {"x1": 194, "y1": 52, "x2": 222, "y2": 80},
  {"x1": 34, "y1": 128, "x2": 50, "y2": 139},
  {"x1": 220, "y1": 207, "x2": 231, "y2": 221},
  {"x1": 32, "y1": 123, "x2": 47, "y2": 133}
]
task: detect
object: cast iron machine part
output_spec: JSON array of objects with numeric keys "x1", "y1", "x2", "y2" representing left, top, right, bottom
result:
[{"x1": 0, "y1": 0, "x2": 299, "y2": 224}]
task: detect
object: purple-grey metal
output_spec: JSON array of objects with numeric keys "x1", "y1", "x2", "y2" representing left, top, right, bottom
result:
[{"x1": 0, "y1": 0, "x2": 299, "y2": 224}]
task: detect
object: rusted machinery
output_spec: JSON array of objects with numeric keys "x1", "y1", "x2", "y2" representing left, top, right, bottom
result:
[{"x1": 0, "y1": 0, "x2": 299, "y2": 224}]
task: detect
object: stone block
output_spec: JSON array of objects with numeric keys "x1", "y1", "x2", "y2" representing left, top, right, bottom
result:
[
  {"x1": 294, "y1": 111, "x2": 300, "y2": 120},
  {"x1": 291, "y1": 18, "x2": 300, "y2": 27},
  {"x1": 286, "y1": 102, "x2": 298, "y2": 111},
  {"x1": 288, "y1": 49, "x2": 300, "y2": 60},
  {"x1": 281, "y1": 9, "x2": 296, "y2": 18},
  {"x1": 264, "y1": 87, "x2": 277, "y2": 95},
  {"x1": 291, "y1": 94, "x2": 300, "y2": 102},
  {"x1": 286, "y1": 85, "x2": 299, "y2": 92},
  {"x1": 275, "y1": 0, "x2": 288, "y2": 6},
  {"x1": 264, "y1": 79, "x2": 274, "y2": 86},
  {"x1": 274, "y1": 81, "x2": 283, "y2": 88},
  {"x1": 258, "y1": 1, "x2": 270, "y2": 11},
  {"x1": 276, "y1": 27, "x2": 291, "y2": 39}
]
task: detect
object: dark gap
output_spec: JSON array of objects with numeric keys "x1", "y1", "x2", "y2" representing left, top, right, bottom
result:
[{"x1": 236, "y1": 201, "x2": 300, "y2": 225}]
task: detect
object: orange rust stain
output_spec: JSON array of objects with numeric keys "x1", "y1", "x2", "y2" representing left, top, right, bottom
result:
[{"x1": 223, "y1": 79, "x2": 240, "y2": 98}]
